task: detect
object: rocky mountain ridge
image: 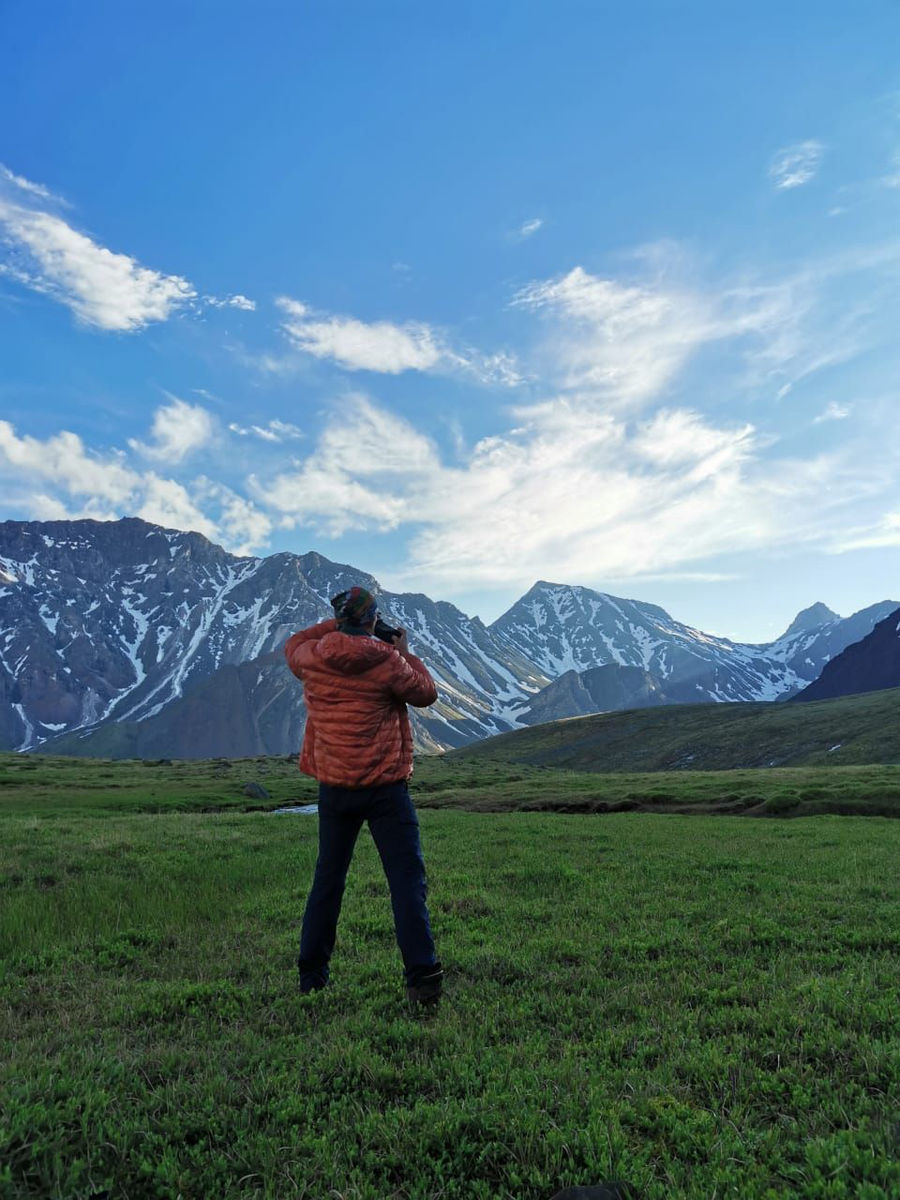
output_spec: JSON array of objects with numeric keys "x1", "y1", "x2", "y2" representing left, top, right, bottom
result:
[
  {"x1": 793, "y1": 606, "x2": 900, "y2": 703},
  {"x1": 1, "y1": 518, "x2": 896, "y2": 757}
]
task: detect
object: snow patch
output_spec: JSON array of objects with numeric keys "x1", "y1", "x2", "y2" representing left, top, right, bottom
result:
[
  {"x1": 38, "y1": 604, "x2": 59, "y2": 635},
  {"x1": 12, "y1": 703, "x2": 34, "y2": 751}
]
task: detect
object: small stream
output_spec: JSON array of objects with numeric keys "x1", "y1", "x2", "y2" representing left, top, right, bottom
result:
[{"x1": 271, "y1": 804, "x2": 319, "y2": 815}]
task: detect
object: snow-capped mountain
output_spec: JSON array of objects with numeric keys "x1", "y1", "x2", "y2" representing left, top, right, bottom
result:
[
  {"x1": 1, "y1": 519, "x2": 895, "y2": 757},
  {"x1": 762, "y1": 600, "x2": 899, "y2": 686},
  {"x1": 491, "y1": 581, "x2": 898, "y2": 710},
  {"x1": 793, "y1": 606, "x2": 900, "y2": 702},
  {"x1": 0, "y1": 518, "x2": 546, "y2": 755}
]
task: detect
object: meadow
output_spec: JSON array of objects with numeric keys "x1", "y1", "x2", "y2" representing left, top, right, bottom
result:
[{"x1": 1, "y1": 754, "x2": 898, "y2": 1199}]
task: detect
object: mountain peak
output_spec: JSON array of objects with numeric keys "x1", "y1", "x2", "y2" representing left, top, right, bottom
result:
[{"x1": 781, "y1": 602, "x2": 840, "y2": 639}]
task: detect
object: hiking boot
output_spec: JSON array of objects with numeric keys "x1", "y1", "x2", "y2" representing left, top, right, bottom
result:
[
  {"x1": 406, "y1": 962, "x2": 443, "y2": 1007},
  {"x1": 299, "y1": 972, "x2": 328, "y2": 995}
]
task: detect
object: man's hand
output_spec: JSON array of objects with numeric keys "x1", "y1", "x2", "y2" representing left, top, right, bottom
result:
[{"x1": 391, "y1": 629, "x2": 410, "y2": 657}]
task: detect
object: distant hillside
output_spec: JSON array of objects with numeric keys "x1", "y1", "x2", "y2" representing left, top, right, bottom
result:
[
  {"x1": 449, "y1": 687, "x2": 900, "y2": 772},
  {"x1": 793, "y1": 607, "x2": 900, "y2": 703},
  {"x1": 516, "y1": 663, "x2": 673, "y2": 725}
]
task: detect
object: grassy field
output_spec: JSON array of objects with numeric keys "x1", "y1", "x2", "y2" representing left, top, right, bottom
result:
[{"x1": 1, "y1": 759, "x2": 899, "y2": 1199}]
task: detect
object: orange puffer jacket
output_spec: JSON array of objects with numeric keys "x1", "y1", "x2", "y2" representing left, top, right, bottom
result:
[{"x1": 285, "y1": 618, "x2": 438, "y2": 788}]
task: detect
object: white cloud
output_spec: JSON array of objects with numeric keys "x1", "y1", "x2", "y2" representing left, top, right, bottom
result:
[
  {"x1": 0, "y1": 165, "x2": 57, "y2": 202},
  {"x1": 467, "y1": 350, "x2": 524, "y2": 387},
  {"x1": 247, "y1": 392, "x2": 773, "y2": 585},
  {"x1": 400, "y1": 399, "x2": 772, "y2": 589},
  {"x1": 509, "y1": 217, "x2": 544, "y2": 242},
  {"x1": 194, "y1": 479, "x2": 273, "y2": 555},
  {"x1": 229, "y1": 418, "x2": 305, "y2": 442},
  {"x1": 513, "y1": 265, "x2": 789, "y2": 406},
  {"x1": 248, "y1": 379, "x2": 892, "y2": 602},
  {"x1": 512, "y1": 244, "x2": 897, "y2": 410},
  {"x1": 0, "y1": 419, "x2": 139, "y2": 501},
  {"x1": 832, "y1": 512, "x2": 900, "y2": 551},
  {"x1": 769, "y1": 140, "x2": 825, "y2": 190},
  {"x1": 0, "y1": 200, "x2": 195, "y2": 331},
  {"x1": 204, "y1": 293, "x2": 256, "y2": 311},
  {"x1": 0, "y1": 417, "x2": 271, "y2": 555},
  {"x1": 0, "y1": 167, "x2": 250, "y2": 331},
  {"x1": 272, "y1": 295, "x2": 521, "y2": 385},
  {"x1": 276, "y1": 296, "x2": 444, "y2": 373},
  {"x1": 257, "y1": 394, "x2": 438, "y2": 536},
  {"x1": 514, "y1": 267, "x2": 697, "y2": 402},
  {"x1": 813, "y1": 401, "x2": 851, "y2": 423},
  {"x1": 631, "y1": 409, "x2": 755, "y2": 467},
  {"x1": 135, "y1": 475, "x2": 218, "y2": 539},
  {"x1": 128, "y1": 397, "x2": 216, "y2": 462}
]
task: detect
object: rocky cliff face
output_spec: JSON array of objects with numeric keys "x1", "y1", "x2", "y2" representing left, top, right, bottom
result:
[
  {"x1": 1, "y1": 518, "x2": 896, "y2": 758},
  {"x1": 792, "y1": 607, "x2": 900, "y2": 703}
]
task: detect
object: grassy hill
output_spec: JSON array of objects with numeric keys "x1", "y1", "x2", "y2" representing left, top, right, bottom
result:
[{"x1": 448, "y1": 687, "x2": 900, "y2": 773}]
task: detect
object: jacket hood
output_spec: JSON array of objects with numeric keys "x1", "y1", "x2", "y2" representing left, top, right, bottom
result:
[{"x1": 314, "y1": 630, "x2": 396, "y2": 676}]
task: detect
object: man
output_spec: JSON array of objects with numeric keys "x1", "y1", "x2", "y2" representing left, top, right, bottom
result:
[{"x1": 284, "y1": 586, "x2": 443, "y2": 1007}]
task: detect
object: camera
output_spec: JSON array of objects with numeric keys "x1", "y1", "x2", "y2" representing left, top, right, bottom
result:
[{"x1": 373, "y1": 616, "x2": 402, "y2": 644}]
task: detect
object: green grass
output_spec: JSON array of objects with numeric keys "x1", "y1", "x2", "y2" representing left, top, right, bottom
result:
[
  {"x1": 448, "y1": 688, "x2": 900, "y2": 773},
  {"x1": 0, "y1": 753, "x2": 317, "y2": 818},
  {"x1": 4, "y1": 752, "x2": 899, "y2": 820},
  {"x1": 1, "y1": 759, "x2": 899, "y2": 1198}
]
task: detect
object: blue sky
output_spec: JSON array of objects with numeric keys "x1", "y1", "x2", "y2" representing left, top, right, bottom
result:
[{"x1": 2, "y1": 1, "x2": 899, "y2": 641}]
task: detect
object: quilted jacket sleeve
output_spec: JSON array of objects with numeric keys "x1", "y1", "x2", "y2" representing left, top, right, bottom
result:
[{"x1": 387, "y1": 652, "x2": 438, "y2": 708}]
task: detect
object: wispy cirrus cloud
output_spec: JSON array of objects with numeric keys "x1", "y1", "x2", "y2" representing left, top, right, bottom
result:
[
  {"x1": 0, "y1": 165, "x2": 60, "y2": 203},
  {"x1": 0, "y1": 165, "x2": 256, "y2": 331},
  {"x1": 251, "y1": 389, "x2": 854, "y2": 594},
  {"x1": 274, "y1": 295, "x2": 522, "y2": 385},
  {"x1": 813, "y1": 401, "x2": 852, "y2": 424},
  {"x1": 512, "y1": 264, "x2": 794, "y2": 406},
  {"x1": 277, "y1": 297, "x2": 445, "y2": 373},
  {"x1": 769, "y1": 140, "x2": 825, "y2": 190},
  {"x1": 229, "y1": 418, "x2": 305, "y2": 442},
  {"x1": 254, "y1": 238, "x2": 900, "y2": 596},
  {"x1": 0, "y1": 167, "x2": 196, "y2": 331},
  {"x1": 0, "y1": 200, "x2": 196, "y2": 331},
  {"x1": 509, "y1": 217, "x2": 544, "y2": 242},
  {"x1": 832, "y1": 512, "x2": 900, "y2": 552}
]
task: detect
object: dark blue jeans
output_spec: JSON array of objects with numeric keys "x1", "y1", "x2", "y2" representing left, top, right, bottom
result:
[{"x1": 298, "y1": 779, "x2": 438, "y2": 988}]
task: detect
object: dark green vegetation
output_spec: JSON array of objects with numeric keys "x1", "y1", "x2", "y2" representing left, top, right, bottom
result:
[
  {"x1": 450, "y1": 687, "x2": 900, "y2": 773},
  {"x1": 4, "y1": 751, "x2": 900, "y2": 820},
  {"x1": 2, "y1": 757, "x2": 899, "y2": 1198}
]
